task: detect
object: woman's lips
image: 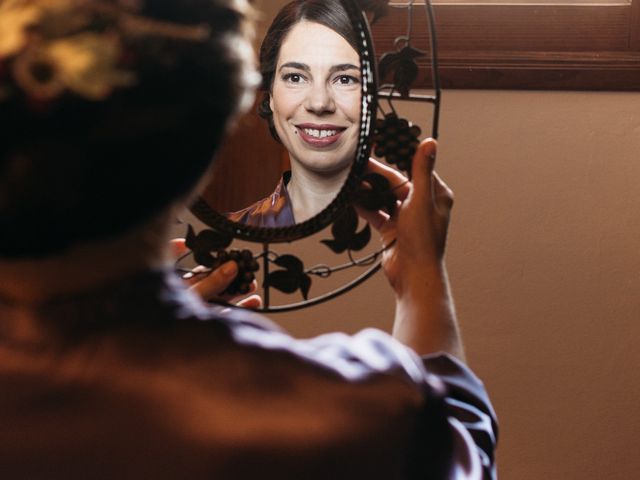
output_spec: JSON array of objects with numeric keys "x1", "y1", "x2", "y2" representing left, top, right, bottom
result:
[{"x1": 296, "y1": 124, "x2": 346, "y2": 147}]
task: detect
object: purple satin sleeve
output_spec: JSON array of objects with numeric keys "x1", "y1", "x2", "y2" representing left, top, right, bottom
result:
[
  {"x1": 422, "y1": 354, "x2": 498, "y2": 479},
  {"x1": 211, "y1": 300, "x2": 499, "y2": 479}
]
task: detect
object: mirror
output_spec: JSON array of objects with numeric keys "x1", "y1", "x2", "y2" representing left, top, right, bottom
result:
[
  {"x1": 190, "y1": 0, "x2": 374, "y2": 241},
  {"x1": 180, "y1": 0, "x2": 441, "y2": 311}
]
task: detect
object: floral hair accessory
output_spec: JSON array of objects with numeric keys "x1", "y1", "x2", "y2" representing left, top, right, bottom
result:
[{"x1": 0, "y1": 0, "x2": 211, "y2": 104}]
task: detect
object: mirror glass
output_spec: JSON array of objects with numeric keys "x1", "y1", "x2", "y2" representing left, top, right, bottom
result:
[{"x1": 191, "y1": 0, "x2": 369, "y2": 235}]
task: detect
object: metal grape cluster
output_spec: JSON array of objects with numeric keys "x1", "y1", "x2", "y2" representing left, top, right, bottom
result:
[
  {"x1": 372, "y1": 113, "x2": 422, "y2": 173},
  {"x1": 212, "y1": 249, "x2": 260, "y2": 296}
]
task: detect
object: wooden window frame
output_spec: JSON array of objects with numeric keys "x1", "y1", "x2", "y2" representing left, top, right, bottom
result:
[{"x1": 371, "y1": 1, "x2": 640, "y2": 90}]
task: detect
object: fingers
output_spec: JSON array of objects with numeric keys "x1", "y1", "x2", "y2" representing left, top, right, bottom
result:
[
  {"x1": 189, "y1": 260, "x2": 238, "y2": 300},
  {"x1": 188, "y1": 266, "x2": 261, "y2": 309},
  {"x1": 182, "y1": 265, "x2": 211, "y2": 285},
  {"x1": 236, "y1": 294, "x2": 263, "y2": 309},
  {"x1": 354, "y1": 205, "x2": 391, "y2": 232},
  {"x1": 411, "y1": 138, "x2": 437, "y2": 201},
  {"x1": 363, "y1": 139, "x2": 437, "y2": 210},
  {"x1": 410, "y1": 139, "x2": 454, "y2": 216},
  {"x1": 173, "y1": 239, "x2": 262, "y2": 308},
  {"x1": 365, "y1": 157, "x2": 411, "y2": 201},
  {"x1": 433, "y1": 171, "x2": 454, "y2": 213},
  {"x1": 169, "y1": 238, "x2": 188, "y2": 259}
]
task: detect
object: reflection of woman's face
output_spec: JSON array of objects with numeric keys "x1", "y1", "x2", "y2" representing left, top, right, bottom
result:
[{"x1": 270, "y1": 21, "x2": 360, "y2": 176}]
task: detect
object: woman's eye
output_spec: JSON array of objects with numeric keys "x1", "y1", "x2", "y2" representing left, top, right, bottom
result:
[
  {"x1": 283, "y1": 73, "x2": 305, "y2": 83},
  {"x1": 335, "y1": 75, "x2": 360, "y2": 85}
]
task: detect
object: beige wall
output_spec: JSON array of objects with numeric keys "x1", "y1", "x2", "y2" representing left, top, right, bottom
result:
[{"x1": 271, "y1": 90, "x2": 640, "y2": 479}]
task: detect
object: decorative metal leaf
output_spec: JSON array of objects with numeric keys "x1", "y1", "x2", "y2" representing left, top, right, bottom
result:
[
  {"x1": 185, "y1": 224, "x2": 198, "y2": 250},
  {"x1": 350, "y1": 223, "x2": 372, "y2": 251},
  {"x1": 321, "y1": 206, "x2": 372, "y2": 253},
  {"x1": 334, "y1": 205, "x2": 358, "y2": 237},
  {"x1": 320, "y1": 238, "x2": 343, "y2": 254},
  {"x1": 185, "y1": 225, "x2": 233, "y2": 252},
  {"x1": 353, "y1": 173, "x2": 397, "y2": 216},
  {"x1": 193, "y1": 250, "x2": 215, "y2": 268},
  {"x1": 266, "y1": 254, "x2": 312, "y2": 300},
  {"x1": 357, "y1": 0, "x2": 389, "y2": 24},
  {"x1": 274, "y1": 254, "x2": 304, "y2": 274},
  {"x1": 185, "y1": 225, "x2": 212, "y2": 267},
  {"x1": 266, "y1": 270, "x2": 300, "y2": 294},
  {"x1": 184, "y1": 224, "x2": 233, "y2": 268},
  {"x1": 378, "y1": 46, "x2": 425, "y2": 97},
  {"x1": 299, "y1": 274, "x2": 312, "y2": 300}
]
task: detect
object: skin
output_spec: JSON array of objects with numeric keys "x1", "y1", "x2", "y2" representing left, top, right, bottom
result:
[
  {"x1": 269, "y1": 21, "x2": 361, "y2": 223},
  {"x1": 170, "y1": 238, "x2": 262, "y2": 308},
  {"x1": 357, "y1": 139, "x2": 463, "y2": 360}
]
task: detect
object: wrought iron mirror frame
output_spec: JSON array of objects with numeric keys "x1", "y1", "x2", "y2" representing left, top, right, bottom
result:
[
  {"x1": 190, "y1": 0, "x2": 376, "y2": 244},
  {"x1": 180, "y1": 0, "x2": 441, "y2": 312}
]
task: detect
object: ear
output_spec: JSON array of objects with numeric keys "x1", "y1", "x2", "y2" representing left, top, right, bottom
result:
[{"x1": 269, "y1": 93, "x2": 274, "y2": 113}]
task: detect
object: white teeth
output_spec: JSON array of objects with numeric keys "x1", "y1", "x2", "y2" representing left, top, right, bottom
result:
[{"x1": 303, "y1": 128, "x2": 338, "y2": 138}]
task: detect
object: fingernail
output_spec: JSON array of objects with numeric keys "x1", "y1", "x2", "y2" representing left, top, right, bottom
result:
[
  {"x1": 221, "y1": 261, "x2": 237, "y2": 276},
  {"x1": 182, "y1": 272, "x2": 194, "y2": 280}
]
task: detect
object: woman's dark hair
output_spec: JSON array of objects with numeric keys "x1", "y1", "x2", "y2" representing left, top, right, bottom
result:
[
  {"x1": 258, "y1": 0, "x2": 359, "y2": 142},
  {"x1": 0, "y1": 0, "x2": 256, "y2": 258}
]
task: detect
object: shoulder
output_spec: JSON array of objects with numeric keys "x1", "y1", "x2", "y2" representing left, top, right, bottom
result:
[
  {"x1": 224, "y1": 174, "x2": 295, "y2": 227},
  {"x1": 131, "y1": 271, "x2": 498, "y2": 478},
  {"x1": 151, "y1": 283, "x2": 437, "y2": 411},
  {"x1": 164, "y1": 280, "x2": 486, "y2": 409},
  {"x1": 207, "y1": 312, "x2": 499, "y2": 479},
  {"x1": 224, "y1": 196, "x2": 270, "y2": 225}
]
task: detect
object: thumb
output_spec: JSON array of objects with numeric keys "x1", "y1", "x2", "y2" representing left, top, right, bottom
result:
[
  {"x1": 410, "y1": 138, "x2": 437, "y2": 198},
  {"x1": 169, "y1": 238, "x2": 188, "y2": 259}
]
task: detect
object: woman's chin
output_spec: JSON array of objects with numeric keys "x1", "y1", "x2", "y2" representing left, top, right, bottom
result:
[{"x1": 307, "y1": 164, "x2": 352, "y2": 178}]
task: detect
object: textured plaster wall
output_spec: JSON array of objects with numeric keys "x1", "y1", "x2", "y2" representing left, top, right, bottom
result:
[{"x1": 272, "y1": 91, "x2": 640, "y2": 479}]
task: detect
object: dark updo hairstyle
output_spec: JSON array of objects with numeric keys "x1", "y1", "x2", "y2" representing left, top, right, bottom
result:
[
  {"x1": 0, "y1": 0, "x2": 256, "y2": 258},
  {"x1": 257, "y1": 0, "x2": 359, "y2": 142}
]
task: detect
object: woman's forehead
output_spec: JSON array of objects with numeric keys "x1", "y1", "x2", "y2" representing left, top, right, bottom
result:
[{"x1": 277, "y1": 21, "x2": 359, "y2": 68}]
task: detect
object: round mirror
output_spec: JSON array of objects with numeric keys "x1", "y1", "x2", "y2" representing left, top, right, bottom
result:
[
  {"x1": 178, "y1": 0, "x2": 441, "y2": 311},
  {"x1": 189, "y1": 0, "x2": 376, "y2": 243}
]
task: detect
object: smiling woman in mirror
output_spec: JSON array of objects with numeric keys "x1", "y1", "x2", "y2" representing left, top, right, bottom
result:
[{"x1": 227, "y1": 0, "x2": 360, "y2": 227}]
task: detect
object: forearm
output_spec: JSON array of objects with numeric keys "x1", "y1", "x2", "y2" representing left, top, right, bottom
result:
[{"x1": 392, "y1": 263, "x2": 464, "y2": 360}]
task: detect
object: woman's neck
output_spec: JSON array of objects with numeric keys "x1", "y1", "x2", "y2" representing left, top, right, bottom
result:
[
  {"x1": 286, "y1": 165, "x2": 351, "y2": 223},
  {"x1": 0, "y1": 214, "x2": 174, "y2": 304}
]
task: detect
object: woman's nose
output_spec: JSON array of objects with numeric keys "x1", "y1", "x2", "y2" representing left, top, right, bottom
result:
[{"x1": 304, "y1": 83, "x2": 335, "y2": 114}]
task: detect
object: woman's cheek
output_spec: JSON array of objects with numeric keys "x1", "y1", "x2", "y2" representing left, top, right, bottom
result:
[
  {"x1": 336, "y1": 93, "x2": 361, "y2": 120},
  {"x1": 275, "y1": 88, "x2": 307, "y2": 116}
]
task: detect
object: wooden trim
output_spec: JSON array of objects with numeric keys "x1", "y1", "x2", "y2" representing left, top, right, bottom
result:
[
  {"x1": 631, "y1": 0, "x2": 640, "y2": 50},
  {"x1": 374, "y1": 4, "x2": 631, "y2": 52},
  {"x1": 372, "y1": 2, "x2": 640, "y2": 90},
  {"x1": 431, "y1": 50, "x2": 640, "y2": 90}
]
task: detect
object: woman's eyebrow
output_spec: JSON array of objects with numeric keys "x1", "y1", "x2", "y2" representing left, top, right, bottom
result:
[
  {"x1": 329, "y1": 63, "x2": 359, "y2": 74},
  {"x1": 279, "y1": 62, "x2": 310, "y2": 72},
  {"x1": 278, "y1": 62, "x2": 360, "y2": 74}
]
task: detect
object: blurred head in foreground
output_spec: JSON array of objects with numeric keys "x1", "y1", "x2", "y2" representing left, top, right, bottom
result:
[{"x1": 0, "y1": 0, "x2": 258, "y2": 258}]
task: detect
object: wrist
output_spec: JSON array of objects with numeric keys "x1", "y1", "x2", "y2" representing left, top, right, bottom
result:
[
  {"x1": 391, "y1": 261, "x2": 464, "y2": 359},
  {"x1": 394, "y1": 260, "x2": 448, "y2": 301}
]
